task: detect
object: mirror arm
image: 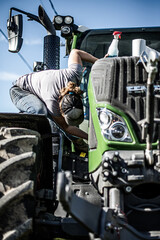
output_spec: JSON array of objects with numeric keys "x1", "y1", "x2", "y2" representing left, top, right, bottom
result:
[{"x1": 9, "y1": 7, "x2": 41, "y2": 29}]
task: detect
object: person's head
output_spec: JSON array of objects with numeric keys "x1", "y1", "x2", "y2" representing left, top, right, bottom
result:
[{"x1": 59, "y1": 81, "x2": 84, "y2": 126}]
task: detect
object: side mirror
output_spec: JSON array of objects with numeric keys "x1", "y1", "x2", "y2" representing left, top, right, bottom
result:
[{"x1": 7, "y1": 14, "x2": 23, "y2": 53}]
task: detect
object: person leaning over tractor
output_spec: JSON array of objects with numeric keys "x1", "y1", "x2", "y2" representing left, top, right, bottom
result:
[{"x1": 9, "y1": 49, "x2": 100, "y2": 151}]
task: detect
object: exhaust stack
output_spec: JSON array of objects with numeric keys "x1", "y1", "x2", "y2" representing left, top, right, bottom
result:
[
  {"x1": 38, "y1": 5, "x2": 56, "y2": 35},
  {"x1": 38, "y1": 5, "x2": 60, "y2": 70}
]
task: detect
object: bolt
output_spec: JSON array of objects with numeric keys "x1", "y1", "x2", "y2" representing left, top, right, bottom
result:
[
  {"x1": 113, "y1": 152, "x2": 119, "y2": 162},
  {"x1": 121, "y1": 168, "x2": 126, "y2": 174},
  {"x1": 125, "y1": 186, "x2": 132, "y2": 193},
  {"x1": 112, "y1": 171, "x2": 118, "y2": 176},
  {"x1": 103, "y1": 177, "x2": 108, "y2": 182},
  {"x1": 132, "y1": 154, "x2": 136, "y2": 161},
  {"x1": 103, "y1": 162, "x2": 109, "y2": 168},
  {"x1": 104, "y1": 171, "x2": 109, "y2": 177},
  {"x1": 66, "y1": 172, "x2": 71, "y2": 178},
  {"x1": 115, "y1": 151, "x2": 119, "y2": 156},
  {"x1": 85, "y1": 192, "x2": 89, "y2": 196}
]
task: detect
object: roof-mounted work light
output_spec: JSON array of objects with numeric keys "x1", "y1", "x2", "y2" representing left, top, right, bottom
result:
[
  {"x1": 61, "y1": 25, "x2": 72, "y2": 38},
  {"x1": 53, "y1": 15, "x2": 74, "y2": 38},
  {"x1": 64, "y1": 16, "x2": 74, "y2": 25},
  {"x1": 54, "y1": 15, "x2": 63, "y2": 28}
]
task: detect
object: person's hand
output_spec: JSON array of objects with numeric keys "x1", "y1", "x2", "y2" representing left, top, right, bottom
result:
[
  {"x1": 104, "y1": 53, "x2": 109, "y2": 58},
  {"x1": 72, "y1": 138, "x2": 88, "y2": 153}
]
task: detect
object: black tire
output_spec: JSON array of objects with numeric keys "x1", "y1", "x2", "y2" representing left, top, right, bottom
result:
[{"x1": 0, "y1": 127, "x2": 41, "y2": 240}]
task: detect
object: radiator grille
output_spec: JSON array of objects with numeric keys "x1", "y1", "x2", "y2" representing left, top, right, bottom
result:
[{"x1": 91, "y1": 57, "x2": 160, "y2": 142}]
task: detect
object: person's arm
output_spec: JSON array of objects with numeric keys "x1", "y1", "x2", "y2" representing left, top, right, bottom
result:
[
  {"x1": 68, "y1": 49, "x2": 98, "y2": 67},
  {"x1": 52, "y1": 115, "x2": 88, "y2": 140}
]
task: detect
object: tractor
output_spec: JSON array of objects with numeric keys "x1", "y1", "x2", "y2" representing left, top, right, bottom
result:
[{"x1": 1, "y1": 5, "x2": 160, "y2": 240}]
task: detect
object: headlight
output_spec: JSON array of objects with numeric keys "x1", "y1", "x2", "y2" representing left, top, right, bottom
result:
[
  {"x1": 54, "y1": 15, "x2": 63, "y2": 24},
  {"x1": 110, "y1": 122, "x2": 127, "y2": 141},
  {"x1": 64, "y1": 16, "x2": 74, "y2": 25},
  {"x1": 99, "y1": 109, "x2": 112, "y2": 129},
  {"x1": 97, "y1": 108, "x2": 132, "y2": 142},
  {"x1": 61, "y1": 26, "x2": 72, "y2": 37}
]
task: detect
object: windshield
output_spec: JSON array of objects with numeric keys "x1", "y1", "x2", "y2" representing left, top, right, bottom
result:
[{"x1": 77, "y1": 27, "x2": 160, "y2": 66}]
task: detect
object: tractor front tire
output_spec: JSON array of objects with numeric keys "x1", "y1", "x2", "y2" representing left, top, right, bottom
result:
[{"x1": 0, "y1": 127, "x2": 41, "y2": 240}]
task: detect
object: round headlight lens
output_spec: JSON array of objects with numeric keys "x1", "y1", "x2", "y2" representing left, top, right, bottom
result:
[
  {"x1": 99, "y1": 110, "x2": 112, "y2": 129},
  {"x1": 110, "y1": 122, "x2": 126, "y2": 141},
  {"x1": 61, "y1": 26, "x2": 71, "y2": 34},
  {"x1": 54, "y1": 16, "x2": 63, "y2": 24},
  {"x1": 64, "y1": 16, "x2": 73, "y2": 25},
  {"x1": 97, "y1": 107, "x2": 132, "y2": 142}
]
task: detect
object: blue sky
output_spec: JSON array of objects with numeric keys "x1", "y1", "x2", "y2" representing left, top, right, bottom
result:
[{"x1": 0, "y1": 0, "x2": 160, "y2": 113}]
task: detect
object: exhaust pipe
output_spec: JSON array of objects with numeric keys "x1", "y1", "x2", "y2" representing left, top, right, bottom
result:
[
  {"x1": 38, "y1": 5, "x2": 60, "y2": 69},
  {"x1": 38, "y1": 5, "x2": 56, "y2": 35},
  {"x1": 43, "y1": 35, "x2": 60, "y2": 69}
]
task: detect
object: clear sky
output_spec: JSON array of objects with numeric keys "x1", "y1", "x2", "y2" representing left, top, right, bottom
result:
[{"x1": 0, "y1": 0, "x2": 160, "y2": 113}]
